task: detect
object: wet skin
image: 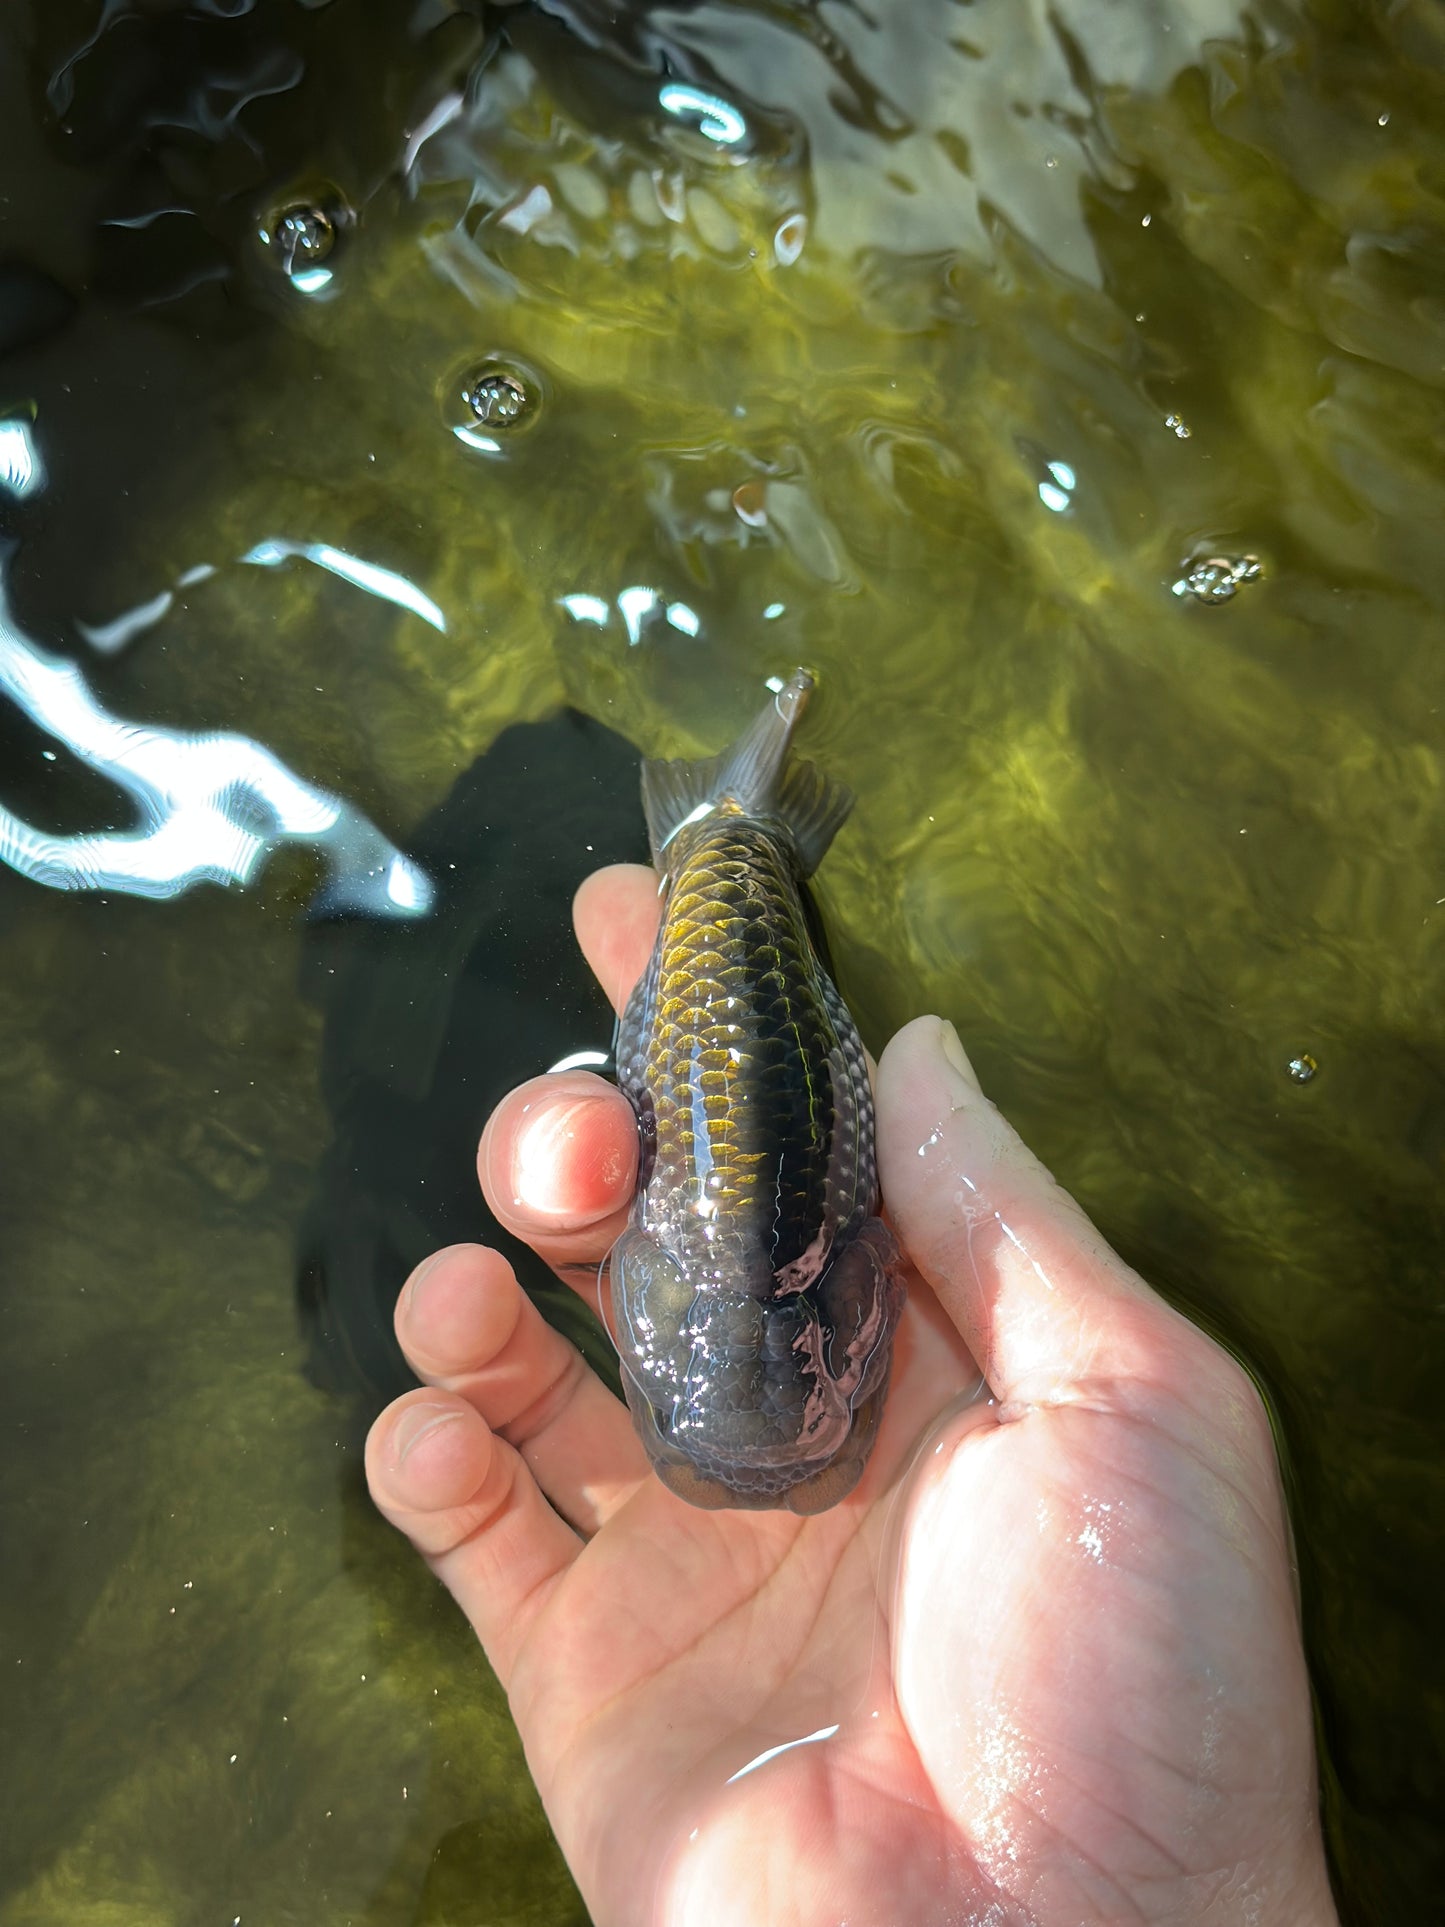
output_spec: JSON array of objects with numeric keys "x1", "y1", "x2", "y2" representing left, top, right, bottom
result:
[{"x1": 365, "y1": 863, "x2": 1339, "y2": 1927}]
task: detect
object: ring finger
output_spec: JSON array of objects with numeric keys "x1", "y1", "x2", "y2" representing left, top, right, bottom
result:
[{"x1": 395, "y1": 1240, "x2": 649, "y2": 1533}]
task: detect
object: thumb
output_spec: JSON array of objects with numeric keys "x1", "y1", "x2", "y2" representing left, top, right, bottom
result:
[{"x1": 877, "y1": 1016, "x2": 1189, "y2": 1407}]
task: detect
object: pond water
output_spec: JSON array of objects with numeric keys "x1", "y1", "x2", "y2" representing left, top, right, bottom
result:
[{"x1": 2, "y1": 1, "x2": 1442, "y2": 1921}]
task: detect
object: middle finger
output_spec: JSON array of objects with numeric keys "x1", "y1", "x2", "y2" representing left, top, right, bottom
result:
[
  {"x1": 396, "y1": 1240, "x2": 650, "y2": 1530},
  {"x1": 478, "y1": 862, "x2": 659, "y2": 1307}
]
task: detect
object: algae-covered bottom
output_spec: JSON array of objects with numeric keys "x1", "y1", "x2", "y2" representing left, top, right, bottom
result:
[{"x1": 0, "y1": 1, "x2": 1442, "y2": 1923}]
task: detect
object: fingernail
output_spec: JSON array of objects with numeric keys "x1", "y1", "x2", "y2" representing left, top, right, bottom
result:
[
  {"x1": 937, "y1": 1019, "x2": 981, "y2": 1092},
  {"x1": 512, "y1": 1095, "x2": 617, "y2": 1219},
  {"x1": 392, "y1": 1402, "x2": 463, "y2": 1465},
  {"x1": 400, "y1": 1249, "x2": 447, "y2": 1324}
]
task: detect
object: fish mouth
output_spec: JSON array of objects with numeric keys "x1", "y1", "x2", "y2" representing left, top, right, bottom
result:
[
  {"x1": 617, "y1": 1344, "x2": 896, "y2": 1514},
  {"x1": 635, "y1": 1376, "x2": 894, "y2": 1515}
]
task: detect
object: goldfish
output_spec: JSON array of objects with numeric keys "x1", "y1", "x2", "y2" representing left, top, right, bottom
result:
[{"x1": 610, "y1": 670, "x2": 904, "y2": 1512}]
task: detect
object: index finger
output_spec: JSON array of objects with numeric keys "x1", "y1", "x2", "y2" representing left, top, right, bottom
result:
[{"x1": 474, "y1": 865, "x2": 661, "y2": 1293}]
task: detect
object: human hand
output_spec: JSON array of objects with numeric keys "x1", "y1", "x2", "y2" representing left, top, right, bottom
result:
[{"x1": 366, "y1": 863, "x2": 1338, "y2": 1927}]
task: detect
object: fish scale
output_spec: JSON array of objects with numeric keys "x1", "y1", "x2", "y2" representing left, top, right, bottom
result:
[
  {"x1": 640, "y1": 818, "x2": 837, "y2": 1276},
  {"x1": 609, "y1": 670, "x2": 904, "y2": 1512}
]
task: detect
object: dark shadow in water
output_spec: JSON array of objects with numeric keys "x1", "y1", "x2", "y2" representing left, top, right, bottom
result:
[
  {"x1": 296, "y1": 708, "x2": 649, "y2": 1417},
  {"x1": 0, "y1": 261, "x2": 75, "y2": 358}
]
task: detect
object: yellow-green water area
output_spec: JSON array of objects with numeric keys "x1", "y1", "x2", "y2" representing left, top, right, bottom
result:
[{"x1": 1, "y1": 1, "x2": 1441, "y2": 1921}]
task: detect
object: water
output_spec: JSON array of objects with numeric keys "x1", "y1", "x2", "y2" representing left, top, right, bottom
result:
[{"x1": 1, "y1": 0, "x2": 1441, "y2": 1920}]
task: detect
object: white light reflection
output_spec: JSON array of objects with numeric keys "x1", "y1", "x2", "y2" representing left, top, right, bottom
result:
[
  {"x1": 774, "y1": 215, "x2": 807, "y2": 267},
  {"x1": 0, "y1": 419, "x2": 44, "y2": 500},
  {"x1": 725, "y1": 1724, "x2": 840, "y2": 1785},
  {"x1": 241, "y1": 538, "x2": 447, "y2": 632},
  {"x1": 401, "y1": 87, "x2": 464, "y2": 180},
  {"x1": 75, "y1": 565, "x2": 223, "y2": 660},
  {"x1": 382, "y1": 852, "x2": 429, "y2": 912},
  {"x1": 560, "y1": 587, "x2": 701, "y2": 642},
  {"x1": 617, "y1": 586, "x2": 658, "y2": 645},
  {"x1": 658, "y1": 799, "x2": 717, "y2": 852},
  {"x1": 499, "y1": 184, "x2": 554, "y2": 235},
  {"x1": 1037, "y1": 457, "x2": 1076, "y2": 513},
  {"x1": 241, "y1": 543, "x2": 446, "y2": 632},
  {"x1": 77, "y1": 589, "x2": 175, "y2": 656},
  {"x1": 560, "y1": 593, "x2": 609, "y2": 626},
  {"x1": 548, "y1": 1048, "x2": 610, "y2": 1073},
  {"x1": 658, "y1": 85, "x2": 748, "y2": 148},
  {"x1": 0, "y1": 574, "x2": 433, "y2": 919}
]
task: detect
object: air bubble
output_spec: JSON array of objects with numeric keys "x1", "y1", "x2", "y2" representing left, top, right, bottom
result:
[
  {"x1": 259, "y1": 199, "x2": 337, "y2": 283},
  {"x1": 465, "y1": 370, "x2": 529, "y2": 427},
  {"x1": 1171, "y1": 553, "x2": 1262, "y2": 605},
  {"x1": 443, "y1": 356, "x2": 544, "y2": 452},
  {"x1": 1286, "y1": 1053, "x2": 1319, "y2": 1084}
]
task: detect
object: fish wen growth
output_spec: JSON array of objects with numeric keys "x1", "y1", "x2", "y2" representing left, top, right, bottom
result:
[{"x1": 611, "y1": 671, "x2": 904, "y2": 1512}]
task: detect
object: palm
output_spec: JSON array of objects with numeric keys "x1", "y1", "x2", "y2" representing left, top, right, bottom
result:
[
  {"x1": 367, "y1": 867, "x2": 1334, "y2": 1927},
  {"x1": 496, "y1": 1275, "x2": 1309, "y2": 1925},
  {"x1": 506, "y1": 1287, "x2": 975, "y2": 1921}
]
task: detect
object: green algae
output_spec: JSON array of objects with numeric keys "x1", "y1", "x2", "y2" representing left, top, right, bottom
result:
[{"x1": 1, "y1": 2, "x2": 1443, "y2": 1922}]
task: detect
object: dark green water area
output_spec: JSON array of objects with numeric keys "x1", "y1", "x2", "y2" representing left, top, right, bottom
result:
[{"x1": 1, "y1": 1, "x2": 1441, "y2": 1920}]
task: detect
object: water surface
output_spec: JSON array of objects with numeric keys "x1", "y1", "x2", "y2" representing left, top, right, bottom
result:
[{"x1": 1, "y1": 1, "x2": 1442, "y2": 1921}]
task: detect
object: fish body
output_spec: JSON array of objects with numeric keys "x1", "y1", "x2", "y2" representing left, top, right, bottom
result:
[{"x1": 611, "y1": 671, "x2": 903, "y2": 1512}]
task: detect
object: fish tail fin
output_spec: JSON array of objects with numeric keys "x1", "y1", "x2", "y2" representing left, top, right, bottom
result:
[{"x1": 641, "y1": 668, "x2": 854, "y2": 876}]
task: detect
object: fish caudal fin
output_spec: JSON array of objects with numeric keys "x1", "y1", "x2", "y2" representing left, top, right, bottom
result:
[{"x1": 642, "y1": 668, "x2": 854, "y2": 876}]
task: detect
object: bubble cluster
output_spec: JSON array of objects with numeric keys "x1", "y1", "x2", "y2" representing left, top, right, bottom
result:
[
  {"x1": 267, "y1": 203, "x2": 334, "y2": 271},
  {"x1": 256, "y1": 191, "x2": 349, "y2": 294},
  {"x1": 443, "y1": 357, "x2": 544, "y2": 453},
  {"x1": 1172, "y1": 554, "x2": 1262, "y2": 604},
  {"x1": 464, "y1": 369, "x2": 530, "y2": 427}
]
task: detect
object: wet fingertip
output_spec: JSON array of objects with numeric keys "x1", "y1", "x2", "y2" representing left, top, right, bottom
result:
[
  {"x1": 936, "y1": 1017, "x2": 982, "y2": 1094},
  {"x1": 572, "y1": 862, "x2": 656, "y2": 945},
  {"x1": 573, "y1": 862, "x2": 629, "y2": 913},
  {"x1": 513, "y1": 1092, "x2": 636, "y2": 1222}
]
